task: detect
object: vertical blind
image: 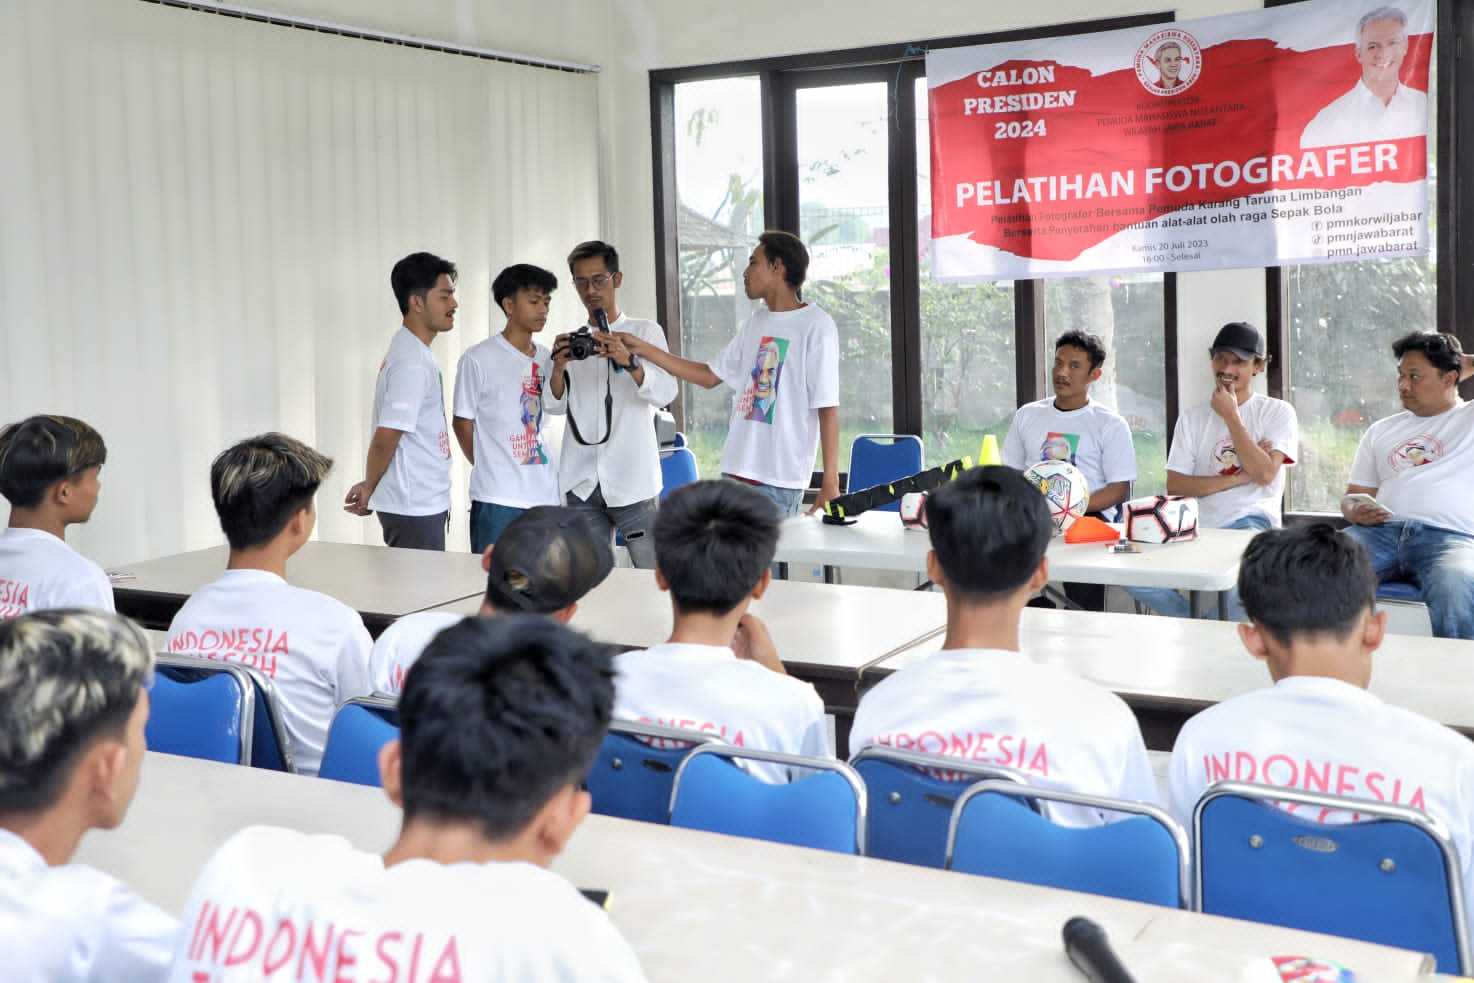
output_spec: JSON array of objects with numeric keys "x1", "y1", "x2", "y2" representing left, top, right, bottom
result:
[{"x1": 0, "y1": 0, "x2": 600, "y2": 565}]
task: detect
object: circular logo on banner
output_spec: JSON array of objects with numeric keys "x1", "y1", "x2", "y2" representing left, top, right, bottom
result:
[{"x1": 1135, "y1": 29, "x2": 1202, "y2": 96}]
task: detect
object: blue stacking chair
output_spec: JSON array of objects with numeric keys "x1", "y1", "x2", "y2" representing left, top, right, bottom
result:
[
  {"x1": 669, "y1": 745, "x2": 867, "y2": 854},
  {"x1": 587, "y1": 721, "x2": 723, "y2": 824},
  {"x1": 1195, "y1": 781, "x2": 1470, "y2": 973},
  {"x1": 672, "y1": 431, "x2": 687, "y2": 448},
  {"x1": 147, "y1": 658, "x2": 254, "y2": 765},
  {"x1": 947, "y1": 780, "x2": 1189, "y2": 908},
  {"x1": 848, "y1": 434, "x2": 923, "y2": 512},
  {"x1": 240, "y1": 668, "x2": 296, "y2": 772},
  {"x1": 318, "y1": 697, "x2": 400, "y2": 787},
  {"x1": 659, "y1": 446, "x2": 700, "y2": 499},
  {"x1": 850, "y1": 746, "x2": 1029, "y2": 868}
]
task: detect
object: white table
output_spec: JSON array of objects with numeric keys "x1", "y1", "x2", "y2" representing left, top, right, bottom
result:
[
  {"x1": 74, "y1": 753, "x2": 1436, "y2": 981},
  {"x1": 775, "y1": 512, "x2": 1257, "y2": 617},
  {"x1": 109, "y1": 541, "x2": 489, "y2": 634}
]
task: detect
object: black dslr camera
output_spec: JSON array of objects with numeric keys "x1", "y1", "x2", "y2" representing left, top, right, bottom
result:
[{"x1": 565, "y1": 326, "x2": 598, "y2": 361}]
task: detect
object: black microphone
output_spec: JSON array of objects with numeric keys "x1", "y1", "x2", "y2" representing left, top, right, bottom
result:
[
  {"x1": 1062, "y1": 917, "x2": 1137, "y2": 983},
  {"x1": 593, "y1": 307, "x2": 623, "y2": 373}
]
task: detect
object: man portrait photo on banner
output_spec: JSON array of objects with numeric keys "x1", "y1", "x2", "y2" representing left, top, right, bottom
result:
[{"x1": 1301, "y1": 5, "x2": 1428, "y2": 149}]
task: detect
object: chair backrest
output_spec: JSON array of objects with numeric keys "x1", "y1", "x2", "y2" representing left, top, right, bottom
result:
[
  {"x1": 669, "y1": 745, "x2": 866, "y2": 854},
  {"x1": 317, "y1": 697, "x2": 400, "y2": 787},
  {"x1": 587, "y1": 720, "x2": 724, "y2": 824},
  {"x1": 849, "y1": 746, "x2": 1030, "y2": 868},
  {"x1": 240, "y1": 668, "x2": 296, "y2": 773},
  {"x1": 1195, "y1": 781, "x2": 1470, "y2": 974},
  {"x1": 659, "y1": 447, "x2": 700, "y2": 499},
  {"x1": 947, "y1": 781, "x2": 1189, "y2": 908},
  {"x1": 147, "y1": 658, "x2": 254, "y2": 765},
  {"x1": 848, "y1": 434, "x2": 924, "y2": 512}
]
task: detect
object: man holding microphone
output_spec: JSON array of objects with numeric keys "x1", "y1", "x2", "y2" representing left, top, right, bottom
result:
[{"x1": 546, "y1": 241, "x2": 677, "y2": 569}]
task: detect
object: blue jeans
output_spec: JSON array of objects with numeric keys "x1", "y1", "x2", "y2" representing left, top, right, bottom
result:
[
  {"x1": 1127, "y1": 512, "x2": 1274, "y2": 621},
  {"x1": 470, "y1": 501, "x2": 525, "y2": 553},
  {"x1": 725, "y1": 475, "x2": 804, "y2": 519},
  {"x1": 566, "y1": 487, "x2": 660, "y2": 569},
  {"x1": 1343, "y1": 520, "x2": 1474, "y2": 641}
]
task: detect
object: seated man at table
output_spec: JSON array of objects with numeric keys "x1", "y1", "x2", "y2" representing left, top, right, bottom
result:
[
  {"x1": 1340, "y1": 331, "x2": 1474, "y2": 640},
  {"x1": 368, "y1": 505, "x2": 614, "y2": 695},
  {"x1": 0, "y1": 415, "x2": 115, "y2": 618},
  {"x1": 850, "y1": 466, "x2": 1157, "y2": 826},
  {"x1": 163, "y1": 434, "x2": 373, "y2": 776},
  {"x1": 168, "y1": 615, "x2": 647, "y2": 982},
  {"x1": 613, "y1": 480, "x2": 829, "y2": 783},
  {"x1": 1130, "y1": 322, "x2": 1298, "y2": 620},
  {"x1": 1166, "y1": 524, "x2": 1474, "y2": 917},
  {"x1": 0, "y1": 609, "x2": 177, "y2": 980}
]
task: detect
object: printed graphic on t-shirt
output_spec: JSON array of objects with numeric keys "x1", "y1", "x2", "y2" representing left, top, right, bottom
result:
[
  {"x1": 437, "y1": 430, "x2": 451, "y2": 459},
  {"x1": 869, "y1": 729, "x2": 1051, "y2": 780},
  {"x1": 1212, "y1": 437, "x2": 1242, "y2": 475},
  {"x1": 737, "y1": 336, "x2": 789, "y2": 424},
  {"x1": 1388, "y1": 433, "x2": 1443, "y2": 472},
  {"x1": 1271, "y1": 956, "x2": 1355, "y2": 983},
  {"x1": 1198, "y1": 748, "x2": 1427, "y2": 820},
  {"x1": 0, "y1": 578, "x2": 31, "y2": 618},
  {"x1": 512, "y1": 364, "x2": 548, "y2": 465},
  {"x1": 166, "y1": 629, "x2": 288, "y2": 678},
  {"x1": 1039, "y1": 431, "x2": 1080, "y2": 465}
]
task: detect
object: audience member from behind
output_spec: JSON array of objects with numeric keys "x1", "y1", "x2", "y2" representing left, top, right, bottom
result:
[
  {"x1": 163, "y1": 434, "x2": 372, "y2": 775},
  {"x1": 0, "y1": 609, "x2": 176, "y2": 981},
  {"x1": 612, "y1": 480, "x2": 829, "y2": 783},
  {"x1": 1167, "y1": 524, "x2": 1474, "y2": 926},
  {"x1": 0, "y1": 416, "x2": 114, "y2": 618},
  {"x1": 849, "y1": 466, "x2": 1156, "y2": 826},
  {"x1": 169, "y1": 615, "x2": 646, "y2": 983},
  {"x1": 369, "y1": 506, "x2": 614, "y2": 696}
]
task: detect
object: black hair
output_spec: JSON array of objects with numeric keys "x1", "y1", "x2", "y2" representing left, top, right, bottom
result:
[
  {"x1": 493, "y1": 264, "x2": 558, "y2": 314},
  {"x1": 0, "y1": 416, "x2": 107, "y2": 509},
  {"x1": 1238, "y1": 524, "x2": 1377, "y2": 646},
  {"x1": 654, "y1": 480, "x2": 780, "y2": 616},
  {"x1": 1391, "y1": 331, "x2": 1463, "y2": 376},
  {"x1": 1054, "y1": 330, "x2": 1107, "y2": 371},
  {"x1": 397, "y1": 615, "x2": 614, "y2": 840},
  {"x1": 757, "y1": 231, "x2": 810, "y2": 291},
  {"x1": 567, "y1": 240, "x2": 620, "y2": 275},
  {"x1": 210, "y1": 433, "x2": 333, "y2": 551},
  {"x1": 926, "y1": 465, "x2": 1052, "y2": 602},
  {"x1": 390, "y1": 252, "x2": 457, "y2": 316}
]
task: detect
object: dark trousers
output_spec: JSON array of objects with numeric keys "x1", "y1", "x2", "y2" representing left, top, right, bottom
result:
[{"x1": 377, "y1": 510, "x2": 448, "y2": 551}]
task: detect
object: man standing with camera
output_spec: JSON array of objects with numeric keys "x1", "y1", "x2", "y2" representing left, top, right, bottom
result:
[{"x1": 547, "y1": 241, "x2": 677, "y2": 569}]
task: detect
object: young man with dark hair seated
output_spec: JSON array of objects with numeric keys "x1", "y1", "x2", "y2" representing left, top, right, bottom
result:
[
  {"x1": 164, "y1": 434, "x2": 372, "y2": 775},
  {"x1": 0, "y1": 609, "x2": 176, "y2": 980},
  {"x1": 613, "y1": 480, "x2": 829, "y2": 783},
  {"x1": 1167, "y1": 524, "x2": 1474, "y2": 916},
  {"x1": 369, "y1": 505, "x2": 614, "y2": 695},
  {"x1": 169, "y1": 615, "x2": 646, "y2": 982},
  {"x1": 850, "y1": 466, "x2": 1156, "y2": 825},
  {"x1": 0, "y1": 415, "x2": 114, "y2": 617}
]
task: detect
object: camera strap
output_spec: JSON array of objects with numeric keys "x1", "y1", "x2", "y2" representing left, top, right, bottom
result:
[{"x1": 565, "y1": 361, "x2": 614, "y2": 447}]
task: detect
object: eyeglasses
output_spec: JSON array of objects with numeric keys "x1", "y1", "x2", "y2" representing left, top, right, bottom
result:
[{"x1": 572, "y1": 274, "x2": 614, "y2": 290}]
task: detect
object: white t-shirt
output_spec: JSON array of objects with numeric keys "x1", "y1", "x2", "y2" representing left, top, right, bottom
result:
[
  {"x1": 1168, "y1": 675, "x2": 1474, "y2": 935},
  {"x1": 167, "y1": 826, "x2": 646, "y2": 983},
  {"x1": 613, "y1": 642, "x2": 831, "y2": 784},
  {"x1": 453, "y1": 334, "x2": 559, "y2": 509},
  {"x1": 368, "y1": 327, "x2": 453, "y2": 517},
  {"x1": 0, "y1": 528, "x2": 114, "y2": 618},
  {"x1": 162, "y1": 570, "x2": 374, "y2": 776},
  {"x1": 1003, "y1": 397, "x2": 1137, "y2": 519},
  {"x1": 0, "y1": 828, "x2": 177, "y2": 982},
  {"x1": 850, "y1": 648, "x2": 1159, "y2": 827},
  {"x1": 368, "y1": 610, "x2": 464, "y2": 697},
  {"x1": 1349, "y1": 400, "x2": 1474, "y2": 537},
  {"x1": 545, "y1": 314, "x2": 679, "y2": 508},
  {"x1": 1301, "y1": 80, "x2": 1429, "y2": 149},
  {"x1": 1166, "y1": 393, "x2": 1299, "y2": 529},
  {"x1": 708, "y1": 304, "x2": 840, "y2": 490}
]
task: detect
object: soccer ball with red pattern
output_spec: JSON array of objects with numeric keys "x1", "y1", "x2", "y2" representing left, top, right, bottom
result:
[
  {"x1": 1124, "y1": 494, "x2": 1200, "y2": 544},
  {"x1": 1021, "y1": 460, "x2": 1090, "y2": 536}
]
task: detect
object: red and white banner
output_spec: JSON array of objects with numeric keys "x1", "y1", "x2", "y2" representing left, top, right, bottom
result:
[{"x1": 926, "y1": 0, "x2": 1433, "y2": 281}]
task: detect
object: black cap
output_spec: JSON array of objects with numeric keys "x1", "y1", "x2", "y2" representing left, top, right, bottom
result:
[
  {"x1": 484, "y1": 506, "x2": 614, "y2": 614},
  {"x1": 1209, "y1": 322, "x2": 1266, "y2": 361}
]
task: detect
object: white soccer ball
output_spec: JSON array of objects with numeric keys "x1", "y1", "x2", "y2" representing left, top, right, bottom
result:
[
  {"x1": 1124, "y1": 494, "x2": 1200, "y2": 544},
  {"x1": 1021, "y1": 460, "x2": 1090, "y2": 535}
]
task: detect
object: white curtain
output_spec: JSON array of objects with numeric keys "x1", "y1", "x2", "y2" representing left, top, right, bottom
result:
[{"x1": 0, "y1": 0, "x2": 598, "y2": 566}]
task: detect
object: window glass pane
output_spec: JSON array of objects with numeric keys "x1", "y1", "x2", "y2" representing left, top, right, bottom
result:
[
  {"x1": 916, "y1": 76, "x2": 1016, "y2": 467},
  {"x1": 1285, "y1": 53, "x2": 1437, "y2": 512},
  {"x1": 1044, "y1": 275, "x2": 1168, "y2": 498},
  {"x1": 672, "y1": 77, "x2": 765, "y2": 480},
  {"x1": 796, "y1": 82, "x2": 894, "y2": 468}
]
